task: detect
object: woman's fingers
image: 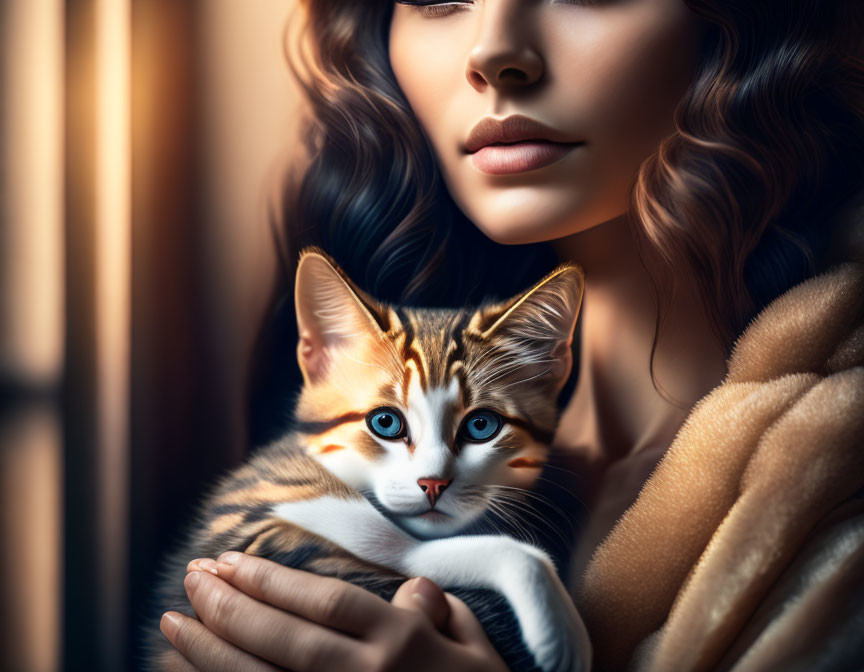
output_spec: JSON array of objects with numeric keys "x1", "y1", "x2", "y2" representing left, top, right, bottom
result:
[
  {"x1": 210, "y1": 552, "x2": 393, "y2": 636},
  {"x1": 159, "y1": 648, "x2": 200, "y2": 672},
  {"x1": 443, "y1": 593, "x2": 505, "y2": 658},
  {"x1": 183, "y1": 569, "x2": 364, "y2": 672},
  {"x1": 441, "y1": 594, "x2": 509, "y2": 671},
  {"x1": 181, "y1": 556, "x2": 510, "y2": 672},
  {"x1": 391, "y1": 577, "x2": 451, "y2": 631},
  {"x1": 159, "y1": 610, "x2": 282, "y2": 672}
]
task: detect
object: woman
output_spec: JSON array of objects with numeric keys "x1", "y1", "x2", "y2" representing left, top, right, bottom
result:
[{"x1": 157, "y1": 0, "x2": 864, "y2": 670}]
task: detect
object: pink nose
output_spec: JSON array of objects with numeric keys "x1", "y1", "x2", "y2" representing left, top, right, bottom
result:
[{"x1": 417, "y1": 478, "x2": 452, "y2": 508}]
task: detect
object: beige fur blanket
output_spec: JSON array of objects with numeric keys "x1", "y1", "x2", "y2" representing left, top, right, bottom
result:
[{"x1": 574, "y1": 258, "x2": 864, "y2": 672}]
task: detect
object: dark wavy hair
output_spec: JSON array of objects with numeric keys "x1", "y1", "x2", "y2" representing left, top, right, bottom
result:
[{"x1": 247, "y1": 0, "x2": 864, "y2": 445}]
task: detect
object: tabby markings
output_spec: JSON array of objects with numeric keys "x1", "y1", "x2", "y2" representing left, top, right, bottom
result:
[
  {"x1": 396, "y1": 308, "x2": 428, "y2": 392},
  {"x1": 446, "y1": 311, "x2": 471, "y2": 364},
  {"x1": 445, "y1": 315, "x2": 474, "y2": 407},
  {"x1": 500, "y1": 414, "x2": 555, "y2": 445},
  {"x1": 209, "y1": 512, "x2": 245, "y2": 535},
  {"x1": 507, "y1": 457, "x2": 546, "y2": 469},
  {"x1": 294, "y1": 411, "x2": 366, "y2": 436},
  {"x1": 402, "y1": 366, "x2": 412, "y2": 407}
]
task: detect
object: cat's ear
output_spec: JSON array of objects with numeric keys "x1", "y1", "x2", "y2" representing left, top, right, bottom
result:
[
  {"x1": 294, "y1": 249, "x2": 389, "y2": 385},
  {"x1": 475, "y1": 264, "x2": 585, "y2": 390}
]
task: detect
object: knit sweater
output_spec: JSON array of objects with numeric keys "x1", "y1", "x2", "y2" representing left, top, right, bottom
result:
[{"x1": 574, "y1": 212, "x2": 864, "y2": 671}]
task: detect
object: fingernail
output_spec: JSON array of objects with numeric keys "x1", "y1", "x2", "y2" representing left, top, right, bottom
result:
[
  {"x1": 411, "y1": 576, "x2": 442, "y2": 603},
  {"x1": 185, "y1": 570, "x2": 201, "y2": 594},
  {"x1": 405, "y1": 576, "x2": 425, "y2": 592},
  {"x1": 217, "y1": 551, "x2": 241, "y2": 565},
  {"x1": 215, "y1": 552, "x2": 241, "y2": 574},
  {"x1": 189, "y1": 558, "x2": 218, "y2": 575},
  {"x1": 412, "y1": 592, "x2": 431, "y2": 610},
  {"x1": 160, "y1": 612, "x2": 181, "y2": 639}
]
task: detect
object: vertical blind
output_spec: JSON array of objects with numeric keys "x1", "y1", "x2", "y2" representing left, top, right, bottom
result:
[{"x1": 0, "y1": 1, "x2": 301, "y2": 670}]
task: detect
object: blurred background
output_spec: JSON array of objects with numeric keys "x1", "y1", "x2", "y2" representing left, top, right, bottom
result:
[{"x1": 0, "y1": 1, "x2": 304, "y2": 669}]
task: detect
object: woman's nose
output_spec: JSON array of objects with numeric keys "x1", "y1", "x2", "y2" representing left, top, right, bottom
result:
[{"x1": 465, "y1": 2, "x2": 544, "y2": 92}]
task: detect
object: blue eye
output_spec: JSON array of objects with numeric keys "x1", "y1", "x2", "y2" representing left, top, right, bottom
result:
[
  {"x1": 366, "y1": 407, "x2": 407, "y2": 440},
  {"x1": 460, "y1": 410, "x2": 502, "y2": 442}
]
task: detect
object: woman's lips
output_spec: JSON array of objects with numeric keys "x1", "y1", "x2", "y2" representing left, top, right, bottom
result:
[{"x1": 469, "y1": 140, "x2": 582, "y2": 175}]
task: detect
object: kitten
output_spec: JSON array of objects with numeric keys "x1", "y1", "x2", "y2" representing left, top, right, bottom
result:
[{"x1": 143, "y1": 248, "x2": 590, "y2": 672}]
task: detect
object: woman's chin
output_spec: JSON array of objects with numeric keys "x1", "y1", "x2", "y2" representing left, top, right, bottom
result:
[
  {"x1": 460, "y1": 188, "x2": 629, "y2": 247},
  {"x1": 472, "y1": 213, "x2": 602, "y2": 247}
]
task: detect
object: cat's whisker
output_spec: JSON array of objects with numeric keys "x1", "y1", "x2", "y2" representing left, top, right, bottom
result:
[
  {"x1": 533, "y1": 475, "x2": 589, "y2": 510},
  {"x1": 472, "y1": 351, "x2": 553, "y2": 371},
  {"x1": 475, "y1": 357, "x2": 558, "y2": 386},
  {"x1": 486, "y1": 483, "x2": 564, "y2": 508},
  {"x1": 495, "y1": 484, "x2": 584, "y2": 537},
  {"x1": 486, "y1": 500, "x2": 542, "y2": 546},
  {"x1": 485, "y1": 486, "x2": 579, "y2": 544},
  {"x1": 534, "y1": 458, "x2": 590, "y2": 482},
  {"x1": 338, "y1": 349, "x2": 400, "y2": 378},
  {"x1": 482, "y1": 503, "x2": 515, "y2": 538},
  {"x1": 497, "y1": 368, "x2": 554, "y2": 390},
  {"x1": 487, "y1": 492, "x2": 572, "y2": 550},
  {"x1": 485, "y1": 499, "x2": 541, "y2": 546},
  {"x1": 482, "y1": 490, "x2": 528, "y2": 530}
]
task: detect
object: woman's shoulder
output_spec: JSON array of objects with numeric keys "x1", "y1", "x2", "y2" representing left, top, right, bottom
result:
[
  {"x1": 574, "y1": 253, "x2": 864, "y2": 671},
  {"x1": 723, "y1": 184, "x2": 864, "y2": 388},
  {"x1": 723, "y1": 258, "x2": 864, "y2": 388}
]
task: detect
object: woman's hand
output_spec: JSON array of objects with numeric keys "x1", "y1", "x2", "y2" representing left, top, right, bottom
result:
[{"x1": 159, "y1": 552, "x2": 509, "y2": 672}]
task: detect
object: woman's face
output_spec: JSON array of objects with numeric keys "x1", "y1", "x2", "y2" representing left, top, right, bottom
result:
[{"x1": 389, "y1": 0, "x2": 706, "y2": 244}]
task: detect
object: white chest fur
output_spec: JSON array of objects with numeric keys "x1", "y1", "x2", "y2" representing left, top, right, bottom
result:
[{"x1": 272, "y1": 496, "x2": 592, "y2": 672}]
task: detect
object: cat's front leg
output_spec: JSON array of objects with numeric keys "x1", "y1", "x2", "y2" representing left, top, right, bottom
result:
[
  {"x1": 402, "y1": 536, "x2": 591, "y2": 672},
  {"x1": 273, "y1": 497, "x2": 591, "y2": 672}
]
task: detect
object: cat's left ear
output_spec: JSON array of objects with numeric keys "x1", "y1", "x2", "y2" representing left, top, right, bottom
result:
[
  {"x1": 294, "y1": 248, "x2": 390, "y2": 385},
  {"x1": 476, "y1": 264, "x2": 585, "y2": 390}
]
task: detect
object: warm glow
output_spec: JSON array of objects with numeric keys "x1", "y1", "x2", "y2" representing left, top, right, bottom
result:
[
  {"x1": 2, "y1": 1, "x2": 299, "y2": 668},
  {"x1": 0, "y1": 0, "x2": 64, "y2": 383},
  {"x1": 0, "y1": 409, "x2": 62, "y2": 672},
  {"x1": 0, "y1": 2, "x2": 64, "y2": 671},
  {"x1": 95, "y1": 0, "x2": 130, "y2": 662}
]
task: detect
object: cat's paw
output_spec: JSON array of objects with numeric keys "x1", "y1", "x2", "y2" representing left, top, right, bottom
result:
[{"x1": 512, "y1": 551, "x2": 592, "y2": 672}]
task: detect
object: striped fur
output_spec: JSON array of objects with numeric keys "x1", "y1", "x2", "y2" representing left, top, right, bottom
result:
[{"x1": 143, "y1": 249, "x2": 587, "y2": 672}]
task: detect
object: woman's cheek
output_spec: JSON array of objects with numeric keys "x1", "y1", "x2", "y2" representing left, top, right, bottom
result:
[
  {"x1": 388, "y1": 11, "x2": 467, "y2": 133},
  {"x1": 563, "y1": 3, "x2": 703, "y2": 168}
]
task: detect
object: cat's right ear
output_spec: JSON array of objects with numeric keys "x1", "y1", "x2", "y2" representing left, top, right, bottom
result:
[
  {"x1": 472, "y1": 263, "x2": 584, "y2": 392},
  {"x1": 294, "y1": 249, "x2": 388, "y2": 385}
]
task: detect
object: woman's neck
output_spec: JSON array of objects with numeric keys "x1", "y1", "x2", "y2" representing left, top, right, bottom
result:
[{"x1": 552, "y1": 215, "x2": 728, "y2": 469}]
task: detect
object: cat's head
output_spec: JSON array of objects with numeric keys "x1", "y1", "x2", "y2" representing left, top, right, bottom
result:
[{"x1": 292, "y1": 248, "x2": 584, "y2": 539}]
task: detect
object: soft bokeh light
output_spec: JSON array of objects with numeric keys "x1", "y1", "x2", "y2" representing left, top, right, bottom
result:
[
  {"x1": 1, "y1": 2, "x2": 300, "y2": 670},
  {"x1": 0, "y1": 0, "x2": 64, "y2": 383},
  {"x1": 0, "y1": 2, "x2": 64, "y2": 671}
]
